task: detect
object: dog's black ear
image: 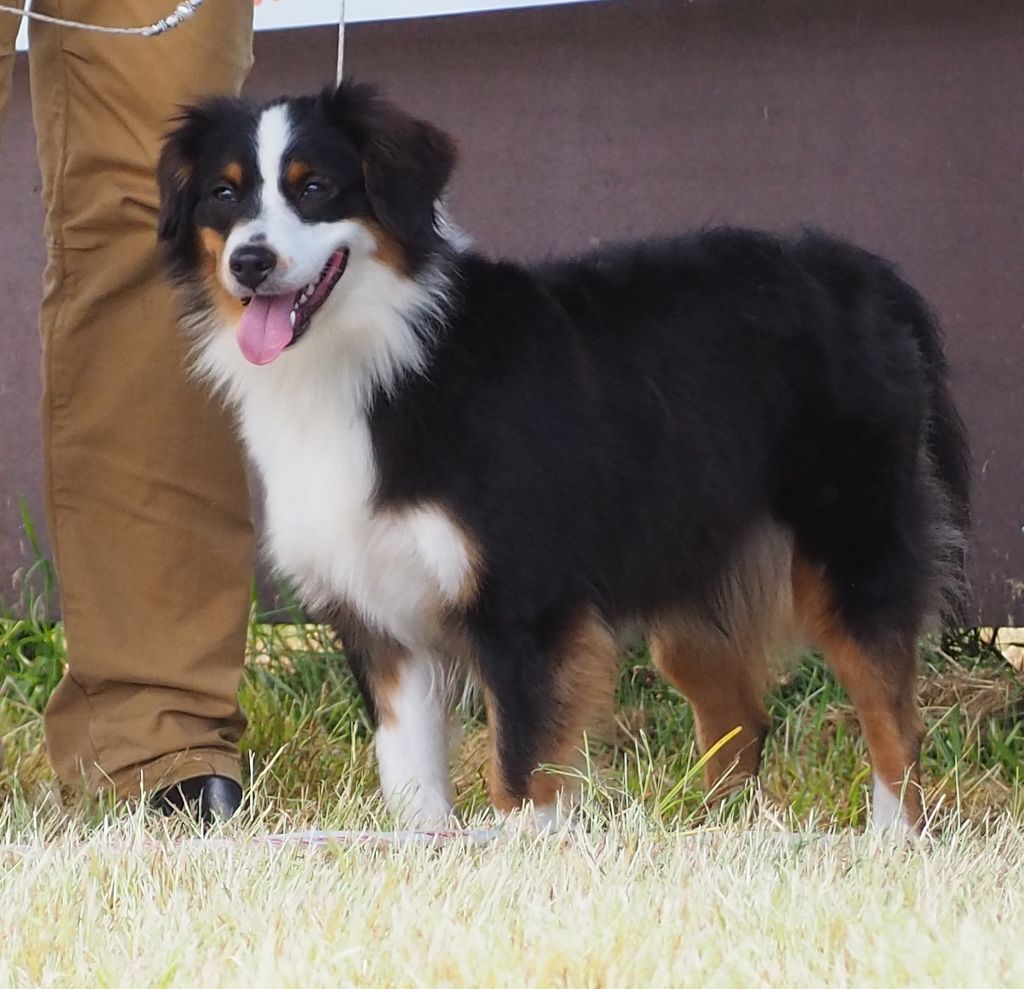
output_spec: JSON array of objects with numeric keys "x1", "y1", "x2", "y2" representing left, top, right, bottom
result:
[
  {"x1": 329, "y1": 81, "x2": 457, "y2": 250},
  {"x1": 157, "y1": 103, "x2": 218, "y2": 253},
  {"x1": 156, "y1": 134, "x2": 196, "y2": 248}
]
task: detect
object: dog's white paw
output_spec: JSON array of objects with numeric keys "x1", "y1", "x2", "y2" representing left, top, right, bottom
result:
[
  {"x1": 386, "y1": 784, "x2": 458, "y2": 831},
  {"x1": 497, "y1": 799, "x2": 580, "y2": 836},
  {"x1": 870, "y1": 774, "x2": 922, "y2": 841}
]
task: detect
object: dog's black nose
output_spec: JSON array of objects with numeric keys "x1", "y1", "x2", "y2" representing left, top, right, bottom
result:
[{"x1": 229, "y1": 245, "x2": 278, "y2": 289}]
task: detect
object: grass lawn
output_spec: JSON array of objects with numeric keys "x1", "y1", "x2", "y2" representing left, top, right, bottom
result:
[{"x1": 2, "y1": 600, "x2": 1023, "y2": 987}]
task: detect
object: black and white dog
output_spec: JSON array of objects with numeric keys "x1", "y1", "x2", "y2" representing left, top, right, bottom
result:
[{"x1": 157, "y1": 82, "x2": 969, "y2": 834}]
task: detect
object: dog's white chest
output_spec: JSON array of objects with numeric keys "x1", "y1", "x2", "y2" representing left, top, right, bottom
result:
[{"x1": 240, "y1": 392, "x2": 471, "y2": 645}]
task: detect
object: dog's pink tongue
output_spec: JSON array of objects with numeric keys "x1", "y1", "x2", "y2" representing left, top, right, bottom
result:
[{"x1": 236, "y1": 295, "x2": 294, "y2": 365}]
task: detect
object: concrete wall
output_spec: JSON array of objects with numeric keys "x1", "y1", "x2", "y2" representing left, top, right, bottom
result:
[{"x1": 2, "y1": 0, "x2": 1023, "y2": 620}]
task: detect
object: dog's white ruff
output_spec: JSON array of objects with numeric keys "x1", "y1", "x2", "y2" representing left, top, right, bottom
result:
[{"x1": 196, "y1": 107, "x2": 466, "y2": 649}]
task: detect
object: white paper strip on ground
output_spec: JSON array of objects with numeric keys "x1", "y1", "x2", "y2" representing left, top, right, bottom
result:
[{"x1": 0, "y1": 829, "x2": 505, "y2": 855}]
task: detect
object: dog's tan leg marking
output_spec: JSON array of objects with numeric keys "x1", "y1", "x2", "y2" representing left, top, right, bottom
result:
[
  {"x1": 794, "y1": 558, "x2": 925, "y2": 833},
  {"x1": 650, "y1": 626, "x2": 770, "y2": 798},
  {"x1": 486, "y1": 609, "x2": 618, "y2": 826}
]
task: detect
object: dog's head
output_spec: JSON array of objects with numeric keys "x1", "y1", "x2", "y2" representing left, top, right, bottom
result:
[{"x1": 157, "y1": 82, "x2": 457, "y2": 366}]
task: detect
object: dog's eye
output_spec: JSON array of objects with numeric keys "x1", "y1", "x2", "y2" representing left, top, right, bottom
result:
[
  {"x1": 211, "y1": 184, "x2": 238, "y2": 203},
  {"x1": 300, "y1": 178, "x2": 334, "y2": 200}
]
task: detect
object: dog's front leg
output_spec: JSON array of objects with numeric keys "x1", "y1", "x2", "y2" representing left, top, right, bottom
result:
[
  {"x1": 478, "y1": 611, "x2": 618, "y2": 831},
  {"x1": 342, "y1": 626, "x2": 459, "y2": 828},
  {"x1": 368, "y1": 649, "x2": 457, "y2": 828}
]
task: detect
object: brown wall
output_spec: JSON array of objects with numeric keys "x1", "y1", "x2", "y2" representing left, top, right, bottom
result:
[{"x1": 2, "y1": 0, "x2": 1023, "y2": 620}]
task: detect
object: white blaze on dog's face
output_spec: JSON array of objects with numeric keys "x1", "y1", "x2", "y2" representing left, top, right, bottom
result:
[
  {"x1": 157, "y1": 85, "x2": 458, "y2": 369},
  {"x1": 219, "y1": 104, "x2": 368, "y2": 365}
]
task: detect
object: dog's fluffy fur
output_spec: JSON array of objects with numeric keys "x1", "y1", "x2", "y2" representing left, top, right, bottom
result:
[{"x1": 158, "y1": 81, "x2": 969, "y2": 834}]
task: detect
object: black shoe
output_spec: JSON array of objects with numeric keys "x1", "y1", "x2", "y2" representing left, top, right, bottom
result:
[{"x1": 154, "y1": 774, "x2": 242, "y2": 826}]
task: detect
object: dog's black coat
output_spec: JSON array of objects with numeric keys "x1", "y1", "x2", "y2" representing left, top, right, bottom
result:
[
  {"x1": 159, "y1": 83, "x2": 969, "y2": 811},
  {"x1": 373, "y1": 230, "x2": 967, "y2": 635},
  {"x1": 372, "y1": 229, "x2": 968, "y2": 777}
]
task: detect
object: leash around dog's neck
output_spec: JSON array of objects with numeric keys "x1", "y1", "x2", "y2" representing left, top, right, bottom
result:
[
  {"x1": 0, "y1": 0, "x2": 203, "y2": 36},
  {"x1": 336, "y1": 0, "x2": 347, "y2": 85}
]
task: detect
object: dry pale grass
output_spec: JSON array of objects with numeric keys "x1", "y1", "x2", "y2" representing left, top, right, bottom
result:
[
  {"x1": 2, "y1": 618, "x2": 1023, "y2": 987},
  {"x1": 1, "y1": 806, "x2": 1022, "y2": 988}
]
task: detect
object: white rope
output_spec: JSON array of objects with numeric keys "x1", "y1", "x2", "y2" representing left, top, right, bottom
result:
[
  {"x1": 0, "y1": 0, "x2": 203, "y2": 37},
  {"x1": 336, "y1": 0, "x2": 346, "y2": 85},
  {"x1": 4, "y1": 0, "x2": 344, "y2": 72}
]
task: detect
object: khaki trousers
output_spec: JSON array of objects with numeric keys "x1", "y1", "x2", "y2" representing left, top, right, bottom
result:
[{"x1": 0, "y1": 1, "x2": 256, "y2": 796}]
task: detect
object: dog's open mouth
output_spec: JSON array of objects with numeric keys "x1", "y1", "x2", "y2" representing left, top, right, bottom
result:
[{"x1": 236, "y1": 248, "x2": 349, "y2": 365}]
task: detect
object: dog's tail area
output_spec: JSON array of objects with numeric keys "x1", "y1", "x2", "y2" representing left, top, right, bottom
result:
[
  {"x1": 924, "y1": 359, "x2": 971, "y2": 533},
  {"x1": 888, "y1": 275, "x2": 972, "y2": 622},
  {"x1": 795, "y1": 232, "x2": 971, "y2": 625},
  {"x1": 797, "y1": 233, "x2": 970, "y2": 546},
  {"x1": 887, "y1": 276, "x2": 970, "y2": 522}
]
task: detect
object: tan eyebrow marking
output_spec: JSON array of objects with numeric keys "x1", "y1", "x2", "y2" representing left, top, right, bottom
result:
[
  {"x1": 286, "y1": 159, "x2": 312, "y2": 185},
  {"x1": 222, "y1": 161, "x2": 243, "y2": 184}
]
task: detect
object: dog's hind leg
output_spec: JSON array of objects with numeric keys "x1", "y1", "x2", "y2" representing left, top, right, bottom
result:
[
  {"x1": 650, "y1": 625, "x2": 771, "y2": 800},
  {"x1": 794, "y1": 558, "x2": 925, "y2": 835},
  {"x1": 478, "y1": 607, "x2": 618, "y2": 829},
  {"x1": 829, "y1": 642, "x2": 924, "y2": 835}
]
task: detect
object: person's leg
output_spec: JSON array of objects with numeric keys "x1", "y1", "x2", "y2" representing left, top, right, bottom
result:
[
  {"x1": 29, "y1": 0, "x2": 256, "y2": 797},
  {"x1": 0, "y1": 0, "x2": 25, "y2": 135}
]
